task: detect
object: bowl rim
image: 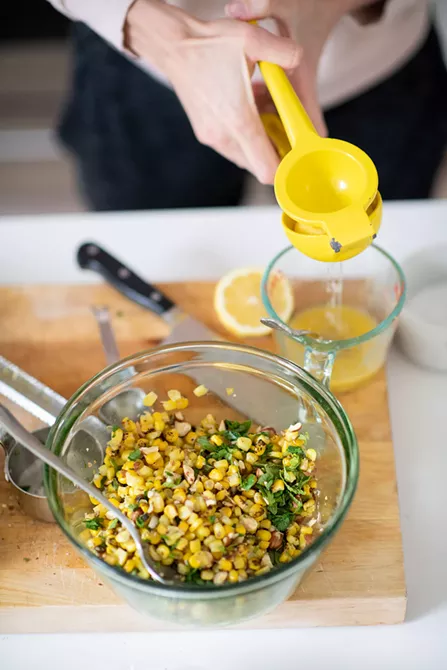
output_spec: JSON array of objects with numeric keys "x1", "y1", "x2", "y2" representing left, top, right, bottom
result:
[
  {"x1": 44, "y1": 341, "x2": 359, "y2": 596},
  {"x1": 261, "y1": 243, "x2": 407, "y2": 352}
]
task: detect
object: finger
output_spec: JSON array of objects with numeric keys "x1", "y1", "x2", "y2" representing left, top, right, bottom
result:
[
  {"x1": 288, "y1": 61, "x2": 328, "y2": 137},
  {"x1": 225, "y1": 0, "x2": 272, "y2": 20},
  {"x1": 216, "y1": 19, "x2": 301, "y2": 71},
  {"x1": 236, "y1": 110, "x2": 280, "y2": 184},
  {"x1": 243, "y1": 23, "x2": 301, "y2": 70},
  {"x1": 188, "y1": 113, "x2": 250, "y2": 171}
]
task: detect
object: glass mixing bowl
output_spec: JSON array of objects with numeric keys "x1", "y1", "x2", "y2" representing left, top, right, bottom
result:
[{"x1": 44, "y1": 342, "x2": 358, "y2": 627}]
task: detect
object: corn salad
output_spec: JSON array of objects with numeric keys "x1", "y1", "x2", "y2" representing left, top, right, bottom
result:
[{"x1": 81, "y1": 388, "x2": 319, "y2": 585}]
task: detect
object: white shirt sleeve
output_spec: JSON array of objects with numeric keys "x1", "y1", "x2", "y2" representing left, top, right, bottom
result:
[{"x1": 46, "y1": 0, "x2": 135, "y2": 50}]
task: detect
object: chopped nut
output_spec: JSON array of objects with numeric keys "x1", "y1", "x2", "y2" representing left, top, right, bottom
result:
[
  {"x1": 183, "y1": 464, "x2": 195, "y2": 485},
  {"x1": 175, "y1": 421, "x2": 192, "y2": 437},
  {"x1": 269, "y1": 531, "x2": 283, "y2": 549},
  {"x1": 240, "y1": 516, "x2": 258, "y2": 533}
]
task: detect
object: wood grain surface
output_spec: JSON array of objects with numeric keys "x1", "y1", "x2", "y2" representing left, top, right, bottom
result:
[{"x1": 0, "y1": 283, "x2": 406, "y2": 632}]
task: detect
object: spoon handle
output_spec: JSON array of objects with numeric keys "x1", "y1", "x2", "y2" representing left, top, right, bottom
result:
[
  {"x1": 91, "y1": 306, "x2": 120, "y2": 366},
  {"x1": 0, "y1": 404, "x2": 165, "y2": 583}
]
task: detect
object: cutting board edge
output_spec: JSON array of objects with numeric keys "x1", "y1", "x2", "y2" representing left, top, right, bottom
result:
[{"x1": 0, "y1": 594, "x2": 407, "y2": 634}]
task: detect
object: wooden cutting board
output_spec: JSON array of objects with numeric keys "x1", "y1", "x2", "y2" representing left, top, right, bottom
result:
[{"x1": 0, "y1": 283, "x2": 406, "y2": 633}]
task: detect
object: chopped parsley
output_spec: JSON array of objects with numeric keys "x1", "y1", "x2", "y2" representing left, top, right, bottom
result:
[
  {"x1": 240, "y1": 474, "x2": 257, "y2": 491},
  {"x1": 84, "y1": 518, "x2": 103, "y2": 530}
]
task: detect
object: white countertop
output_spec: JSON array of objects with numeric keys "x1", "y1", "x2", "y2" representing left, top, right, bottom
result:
[{"x1": 1, "y1": 201, "x2": 447, "y2": 669}]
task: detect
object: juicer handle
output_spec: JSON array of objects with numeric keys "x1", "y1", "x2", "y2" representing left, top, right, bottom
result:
[
  {"x1": 260, "y1": 113, "x2": 291, "y2": 159},
  {"x1": 77, "y1": 243, "x2": 175, "y2": 317},
  {"x1": 259, "y1": 62, "x2": 317, "y2": 147}
]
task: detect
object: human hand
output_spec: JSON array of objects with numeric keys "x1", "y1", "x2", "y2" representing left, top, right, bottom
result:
[
  {"x1": 125, "y1": 0, "x2": 301, "y2": 184},
  {"x1": 225, "y1": 0, "x2": 361, "y2": 137}
]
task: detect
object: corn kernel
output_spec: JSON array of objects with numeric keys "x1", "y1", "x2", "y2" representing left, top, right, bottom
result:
[
  {"x1": 176, "y1": 397, "x2": 189, "y2": 410},
  {"x1": 143, "y1": 392, "x2": 158, "y2": 407},
  {"x1": 179, "y1": 505, "x2": 192, "y2": 520},
  {"x1": 147, "y1": 531, "x2": 161, "y2": 545},
  {"x1": 260, "y1": 519, "x2": 272, "y2": 530},
  {"x1": 189, "y1": 517, "x2": 203, "y2": 532},
  {"x1": 152, "y1": 493, "x2": 165, "y2": 513},
  {"x1": 193, "y1": 385, "x2": 208, "y2": 397},
  {"x1": 235, "y1": 524, "x2": 246, "y2": 536},
  {"x1": 226, "y1": 388, "x2": 234, "y2": 396},
  {"x1": 162, "y1": 400, "x2": 177, "y2": 411},
  {"x1": 257, "y1": 529, "x2": 272, "y2": 542},
  {"x1": 164, "y1": 504, "x2": 178, "y2": 520},
  {"x1": 209, "y1": 468, "x2": 224, "y2": 482},
  {"x1": 254, "y1": 443, "x2": 266, "y2": 456},
  {"x1": 210, "y1": 435, "x2": 224, "y2": 447},
  {"x1": 156, "y1": 523, "x2": 168, "y2": 535},
  {"x1": 173, "y1": 488, "x2": 186, "y2": 504},
  {"x1": 209, "y1": 539, "x2": 225, "y2": 554},
  {"x1": 165, "y1": 429, "x2": 179, "y2": 444},
  {"x1": 236, "y1": 437, "x2": 251, "y2": 451},
  {"x1": 109, "y1": 428, "x2": 123, "y2": 447},
  {"x1": 195, "y1": 455, "x2": 205, "y2": 469},
  {"x1": 216, "y1": 490, "x2": 227, "y2": 501},
  {"x1": 246, "y1": 452, "x2": 257, "y2": 464},
  {"x1": 178, "y1": 520, "x2": 189, "y2": 533},
  {"x1": 196, "y1": 525, "x2": 211, "y2": 540},
  {"x1": 189, "y1": 551, "x2": 213, "y2": 569},
  {"x1": 306, "y1": 448, "x2": 317, "y2": 462},
  {"x1": 301, "y1": 525, "x2": 313, "y2": 535},
  {"x1": 229, "y1": 569, "x2": 239, "y2": 583},
  {"x1": 157, "y1": 544, "x2": 170, "y2": 560},
  {"x1": 154, "y1": 418, "x2": 165, "y2": 432},
  {"x1": 213, "y1": 459, "x2": 228, "y2": 470},
  {"x1": 219, "y1": 558, "x2": 232, "y2": 572},
  {"x1": 249, "y1": 503, "x2": 263, "y2": 519},
  {"x1": 271, "y1": 479, "x2": 285, "y2": 493},
  {"x1": 213, "y1": 522, "x2": 225, "y2": 539},
  {"x1": 200, "y1": 569, "x2": 214, "y2": 581},
  {"x1": 259, "y1": 541, "x2": 270, "y2": 550},
  {"x1": 248, "y1": 558, "x2": 261, "y2": 571},
  {"x1": 233, "y1": 556, "x2": 246, "y2": 570}
]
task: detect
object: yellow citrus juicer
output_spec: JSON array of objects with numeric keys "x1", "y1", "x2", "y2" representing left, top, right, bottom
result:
[{"x1": 259, "y1": 61, "x2": 382, "y2": 262}]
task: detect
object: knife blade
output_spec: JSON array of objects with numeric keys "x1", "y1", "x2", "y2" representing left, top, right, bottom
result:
[{"x1": 77, "y1": 242, "x2": 220, "y2": 344}]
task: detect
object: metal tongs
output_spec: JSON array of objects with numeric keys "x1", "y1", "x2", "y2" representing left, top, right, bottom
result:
[{"x1": 0, "y1": 307, "x2": 142, "y2": 522}]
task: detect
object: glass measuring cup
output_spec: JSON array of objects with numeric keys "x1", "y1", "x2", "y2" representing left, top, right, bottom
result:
[{"x1": 262, "y1": 245, "x2": 406, "y2": 393}]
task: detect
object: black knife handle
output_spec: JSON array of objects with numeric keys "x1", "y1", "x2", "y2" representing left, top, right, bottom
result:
[{"x1": 77, "y1": 242, "x2": 175, "y2": 317}]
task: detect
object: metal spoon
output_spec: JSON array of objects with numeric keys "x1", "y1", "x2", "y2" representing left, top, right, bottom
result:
[
  {"x1": 260, "y1": 317, "x2": 320, "y2": 340},
  {"x1": 0, "y1": 404, "x2": 178, "y2": 584}
]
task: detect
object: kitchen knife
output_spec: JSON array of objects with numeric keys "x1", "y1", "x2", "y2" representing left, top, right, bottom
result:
[
  {"x1": 76, "y1": 242, "x2": 282, "y2": 427},
  {"x1": 77, "y1": 242, "x2": 222, "y2": 344}
]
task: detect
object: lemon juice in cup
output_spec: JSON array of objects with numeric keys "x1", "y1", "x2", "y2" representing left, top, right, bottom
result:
[{"x1": 262, "y1": 244, "x2": 406, "y2": 393}]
